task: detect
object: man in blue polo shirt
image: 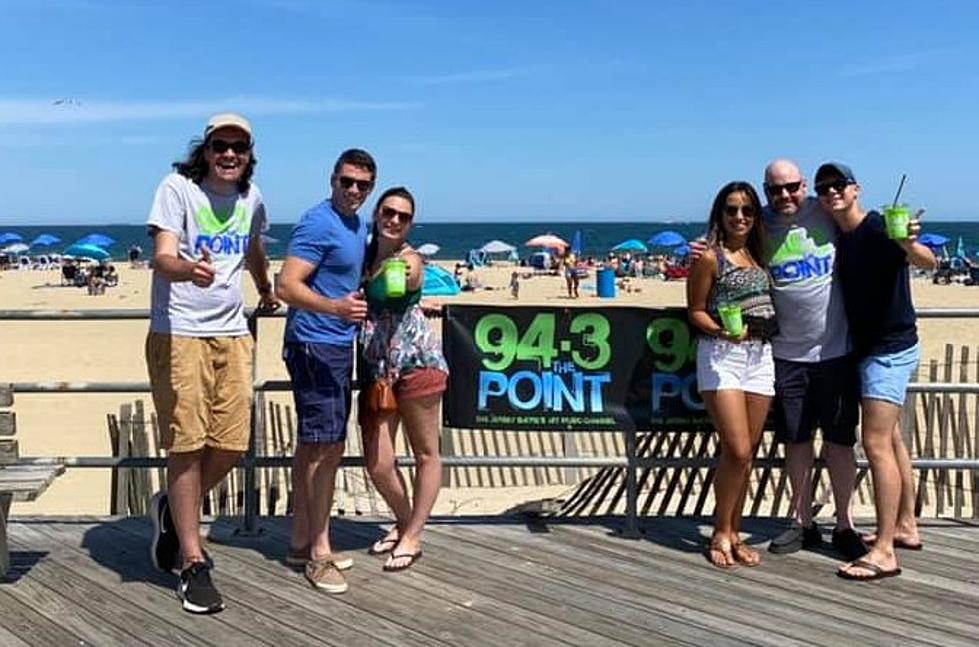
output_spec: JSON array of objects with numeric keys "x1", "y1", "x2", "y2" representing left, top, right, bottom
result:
[{"x1": 275, "y1": 148, "x2": 376, "y2": 594}]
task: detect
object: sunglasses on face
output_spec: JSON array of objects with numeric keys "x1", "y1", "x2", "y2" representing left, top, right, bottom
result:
[
  {"x1": 814, "y1": 179, "x2": 854, "y2": 196},
  {"x1": 337, "y1": 176, "x2": 374, "y2": 192},
  {"x1": 764, "y1": 181, "x2": 802, "y2": 196},
  {"x1": 209, "y1": 138, "x2": 251, "y2": 155},
  {"x1": 380, "y1": 205, "x2": 413, "y2": 222},
  {"x1": 723, "y1": 205, "x2": 756, "y2": 218}
]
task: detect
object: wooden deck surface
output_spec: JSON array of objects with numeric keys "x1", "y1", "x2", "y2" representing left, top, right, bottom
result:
[{"x1": 0, "y1": 515, "x2": 977, "y2": 646}]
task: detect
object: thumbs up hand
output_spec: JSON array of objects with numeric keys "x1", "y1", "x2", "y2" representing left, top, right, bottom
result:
[{"x1": 190, "y1": 245, "x2": 217, "y2": 288}]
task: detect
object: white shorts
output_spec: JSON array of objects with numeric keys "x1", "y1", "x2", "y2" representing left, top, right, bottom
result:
[{"x1": 696, "y1": 337, "x2": 775, "y2": 396}]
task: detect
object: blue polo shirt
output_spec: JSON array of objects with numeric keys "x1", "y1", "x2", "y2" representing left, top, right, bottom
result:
[{"x1": 283, "y1": 200, "x2": 368, "y2": 345}]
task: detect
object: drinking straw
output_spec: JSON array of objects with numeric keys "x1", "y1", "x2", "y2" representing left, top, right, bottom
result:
[{"x1": 892, "y1": 174, "x2": 907, "y2": 207}]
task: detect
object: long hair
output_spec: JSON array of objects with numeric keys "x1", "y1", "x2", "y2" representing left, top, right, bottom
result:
[
  {"x1": 706, "y1": 181, "x2": 767, "y2": 267},
  {"x1": 363, "y1": 186, "x2": 416, "y2": 279},
  {"x1": 172, "y1": 137, "x2": 256, "y2": 193}
]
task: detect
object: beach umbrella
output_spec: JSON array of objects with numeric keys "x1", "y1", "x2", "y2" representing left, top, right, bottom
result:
[
  {"x1": 416, "y1": 243, "x2": 440, "y2": 256},
  {"x1": 422, "y1": 264, "x2": 460, "y2": 296},
  {"x1": 2, "y1": 243, "x2": 29, "y2": 254},
  {"x1": 647, "y1": 230, "x2": 686, "y2": 247},
  {"x1": 570, "y1": 230, "x2": 583, "y2": 256},
  {"x1": 30, "y1": 234, "x2": 61, "y2": 247},
  {"x1": 918, "y1": 233, "x2": 949, "y2": 248},
  {"x1": 611, "y1": 239, "x2": 648, "y2": 253},
  {"x1": 673, "y1": 243, "x2": 691, "y2": 257},
  {"x1": 480, "y1": 240, "x2": 516, "y2": 254},
  {"x1": 64, "y1": 243, "x2": 110, "y2": 260},
  {"x1": 525, "y1": 234, "x2": 568, "y2": 249},
  {"x1": 75, "y1": 233, "x2": 116, "y2": 248},
  {"x1": 0, "y1": 232, "x2": 23, "y2": 245}
]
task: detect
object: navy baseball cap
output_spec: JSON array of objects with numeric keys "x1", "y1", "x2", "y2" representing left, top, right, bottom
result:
[{"x1": 815, "y1": 162, "x2": 856, "y2": 184}]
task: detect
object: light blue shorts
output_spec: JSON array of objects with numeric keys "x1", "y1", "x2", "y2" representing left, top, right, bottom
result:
[{"x1": 858, "y1": 343, "x2": 920, "y2": 406}]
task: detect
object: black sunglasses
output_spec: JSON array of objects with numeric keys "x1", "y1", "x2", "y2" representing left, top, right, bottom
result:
[
  {"x1": 723, "y1": 205, "x2": 756, "y2": 218},
  {"x1": 380, "y1": 205, "x2": 413, "y2": 221},
  {"x1": 337, "y1": 176, "x2": 374, "y2": 192},
  {"x1": 814, "y1": 179, "x2": 854, "y2": 196},
  {"x1": 209, "y1": 138, "x2": 251, "y2": 155},
  {"x1": 764, "y1": 181, "x2": 802, "y2": 195}
]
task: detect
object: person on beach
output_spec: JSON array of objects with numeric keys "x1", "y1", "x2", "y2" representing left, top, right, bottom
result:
[
  {"x1": 146, "y1": 113, "x2": 278, "y2": 614},
  {"x1": 814, "y1": 162, "x2": 934, "y2": 580},
  {"x1": 694, "y1": 159, "x2": 867, "y2": 561},
  {"x1": 687, "y1": 181, "x2": 777, "y2": 568},
  {"x1": 275, "y1": 149, "x2": 376, "y2": 594},
  {"x1": 562, "y1": 248, "x2": 579, "y2": 298},
  {"x1": 359, "y1": 187, "x2": 448, "y2": 572},
  {"x1": 509, "y1": 270, "x2": 520, "y2": 299}
]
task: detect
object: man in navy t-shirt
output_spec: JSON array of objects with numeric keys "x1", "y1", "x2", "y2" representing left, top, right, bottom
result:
[
  {"x1": 276, "y1": 149, "x2": 375, "y2": 594},
  {"x1": 815, "y1": 162, "x2": 935, "y2": 581}
]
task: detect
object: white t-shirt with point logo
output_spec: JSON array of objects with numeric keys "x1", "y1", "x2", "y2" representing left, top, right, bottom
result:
[
  {"x1": 147, "y1": 173, "x2": 267, "y2": 336},
  {"x1": 764, "y1": 197, "x2": 849, "y2": 362}
]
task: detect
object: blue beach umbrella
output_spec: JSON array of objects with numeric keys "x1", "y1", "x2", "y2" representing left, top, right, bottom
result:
[
  {"x1": 30, "y1": 234, "x2": 61, "y2": 247},
  {"x1": 75, "y1": 233, "x2": 116, "y2": 248},
  {"x1": 570, "y1": 230, "x2": 583, "y2": 256},
  {"x1": 611, "y1": 239, "x2": 648, "y2": 253},
  {"x1": 673, "y1": 243, "x2": 691, "y2": 257},
  {"x1": 0, "y1": 232, "x2": 23, "y2": 245},
  {"x1": 918, "y1": 233, "x2": 949, "y2": 248},
  {"x1": 647, "y1": 230, "x2": 686, "y2": 247},
  {"x1": 64, "y1": 243, "x2": 111, "y2": 260}
]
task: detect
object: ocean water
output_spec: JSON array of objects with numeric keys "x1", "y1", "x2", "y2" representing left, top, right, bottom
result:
[{"x1": 3, "y1": 221, "x2": 979, "y2": 261}]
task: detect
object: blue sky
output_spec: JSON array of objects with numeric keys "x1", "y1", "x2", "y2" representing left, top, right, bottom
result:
[{"x1": 1, "y1": 0, "x2": 977, "y2": 224}]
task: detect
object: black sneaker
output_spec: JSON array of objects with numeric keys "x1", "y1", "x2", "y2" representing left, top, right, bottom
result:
[
  {"x1": 149, "y1": 491, "x2": 179, "y2": 572},
  {"x1": 178, "y1": 562, "x2": 224, "y2": 614},
  {"x1": 832, "y1": 528, "x2": 869, "y2": 561},
  {"x1": 769, "y1": 523, "x2": 823, "y2": 554}
]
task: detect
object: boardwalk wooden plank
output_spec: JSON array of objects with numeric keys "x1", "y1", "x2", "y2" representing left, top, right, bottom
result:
[
  {"x1": 553, "y1": 519, "x2": 979, "y2": 644},
  {"x1": 100, "y1": 517, "x2": 420, "y2": 647},
  {"x1": 437, "y1": 521, "x2": 918, "y2": 646},
  {"x1": 0, "y1": 588, "x2": 86, "y2": 646},
  {"x1": 19, "y1": 521, "x2": 268, "y2": 647},
  {"x1": 329, "y1": 519, "x2": 720, "y2": 647}
]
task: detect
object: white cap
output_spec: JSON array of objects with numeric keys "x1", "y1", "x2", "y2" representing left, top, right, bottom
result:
[{"x1": 204, "y1": 113, "x2": 252, "y2": 140}]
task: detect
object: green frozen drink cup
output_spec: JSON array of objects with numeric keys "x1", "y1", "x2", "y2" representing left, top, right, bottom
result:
[
  {"x1": 883, "y1": 205, "x2": 910, "y2": 240},
  {"x1": 384, "y1": 258, "x2": 407, "y2": 297},
  {"x1": 718, "y1": 304, "x2": 743, "y2": 337}
]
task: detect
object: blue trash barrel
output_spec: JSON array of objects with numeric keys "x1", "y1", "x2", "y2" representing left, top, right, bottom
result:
[{"x1": 597, "y1": 268, "x2": 616, "y2": 298}]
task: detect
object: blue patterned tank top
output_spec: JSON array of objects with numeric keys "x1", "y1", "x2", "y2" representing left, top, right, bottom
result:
[{"x1": 708, "y1": 246, "x2": 777, "y2": 339}]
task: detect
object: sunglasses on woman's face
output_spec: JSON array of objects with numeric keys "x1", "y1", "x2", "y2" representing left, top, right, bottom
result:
[
  {"x1": 723, "y1": 205, "x2": 756, "y2": 218},
  {"x1": 380, "y1": 206, "x2": 413, "y2": 222},
  {"x1": 209, "y1": 138, "x2": 251, "y2": 155},
  {"x1": 337, "y1": 176, "x2": 374, "y2": 192}
]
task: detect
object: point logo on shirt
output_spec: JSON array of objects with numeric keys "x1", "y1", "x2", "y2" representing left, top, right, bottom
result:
[
  {"x1": 768, "y1": 228, "x2": 835, "y2": 285},
  {"x1": 193, "y1": 204, "x2": 250, "y2": 257}
]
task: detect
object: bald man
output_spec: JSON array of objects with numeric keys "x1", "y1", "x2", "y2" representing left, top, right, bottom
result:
[{"x1": 761, "y1": 160, "x2": 865, "y2": 561}]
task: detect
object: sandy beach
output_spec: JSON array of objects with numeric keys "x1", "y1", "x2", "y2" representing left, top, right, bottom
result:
[{"x1": 2, "y1": 261, "x2": 977, "y2": 516}]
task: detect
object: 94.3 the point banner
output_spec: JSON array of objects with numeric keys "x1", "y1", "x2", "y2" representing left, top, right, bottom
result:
[{"x1": 442, "y1": 305, "x2": 711, "y2": 431}]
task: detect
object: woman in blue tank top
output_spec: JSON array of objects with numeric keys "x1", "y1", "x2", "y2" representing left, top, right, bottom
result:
[
  {"x1": 687, "y1": 181, "x2": 777, "y2": 569},
  {"x1": 357, "y1": 187, "x2": 448, "y2": 572}
]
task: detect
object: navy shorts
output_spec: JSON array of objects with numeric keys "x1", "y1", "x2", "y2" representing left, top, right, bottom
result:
[
  {"x1": 773, "y1": 355, "x2": 859, "y2": 446},
  {"x1": 284, "y1": 342, "x2": 353, "y2": 445}
]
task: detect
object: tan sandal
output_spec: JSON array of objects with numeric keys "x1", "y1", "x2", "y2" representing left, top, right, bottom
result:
[
  {"x1": 705, "y1": 537, "x2": 736, "y2": 569},
  {"x1": 732, "y1": 541, "x2": 761, "y2": 567}
]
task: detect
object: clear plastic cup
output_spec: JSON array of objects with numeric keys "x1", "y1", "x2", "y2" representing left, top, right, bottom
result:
[
  {"x1": 883, "y1": 205, "x2": 910, "y2": 240},
  {"x1": 384, "y1": 259, "x2": 407, "y2": 297},
  {"x1": 718, "y1": 304, "x2": 743, "y2": 337}
]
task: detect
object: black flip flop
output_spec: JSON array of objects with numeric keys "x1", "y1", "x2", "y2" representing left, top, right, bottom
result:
[
  {"x1": 383, "y1": 551, "x2": 422, "y2": 572},
  {"x1": 837, "y1": 558, "x2": 902, "y2": 581},
  {"x1": 368, "y1": 537, "x2": 398, "y2": 556}
]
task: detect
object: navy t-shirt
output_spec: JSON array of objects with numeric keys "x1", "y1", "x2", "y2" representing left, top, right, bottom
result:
[{"x1": 836, "y1": 211, "x2": 917, "y2": 358}]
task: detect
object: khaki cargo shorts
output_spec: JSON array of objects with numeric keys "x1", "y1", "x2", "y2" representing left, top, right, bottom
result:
[{"x1": 146, "y1": 332, "x2": 254, "y2": 453}]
